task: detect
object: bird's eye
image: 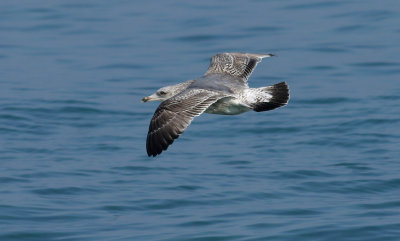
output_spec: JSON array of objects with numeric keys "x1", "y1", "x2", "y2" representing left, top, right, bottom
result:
[{"x1": 159, "y1": 91, "x2": 166, "y2": 95}]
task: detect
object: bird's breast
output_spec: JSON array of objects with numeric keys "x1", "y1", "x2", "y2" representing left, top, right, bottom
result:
[{"x1": 205, "y1": 97, "x2": 251, "y2": 115}]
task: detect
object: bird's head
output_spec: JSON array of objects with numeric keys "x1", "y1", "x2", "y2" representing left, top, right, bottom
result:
[
  {"x1": 141, "y1": 86, "x2": 175, "y2": 102},
  {"x1": 142, "y1": 81, "x2": 194, "y2": 102}
]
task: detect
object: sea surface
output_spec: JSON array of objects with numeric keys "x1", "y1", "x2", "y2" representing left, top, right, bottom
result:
[{"x1": 1, "y1": 0, "x2": 400, "y2": 240}]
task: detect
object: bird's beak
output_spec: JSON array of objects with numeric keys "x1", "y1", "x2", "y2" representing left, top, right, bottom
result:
[{"x1": 142, "y1": 94, "x2": 158, "y2": 102}]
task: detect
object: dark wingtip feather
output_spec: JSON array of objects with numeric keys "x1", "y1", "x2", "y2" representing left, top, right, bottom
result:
[
  {"x1": 146, "y1": 132, "x2": 175, "y2": 157},
  {"x1": 146, "y1": 120, "x2": 184, "y2": 157}
]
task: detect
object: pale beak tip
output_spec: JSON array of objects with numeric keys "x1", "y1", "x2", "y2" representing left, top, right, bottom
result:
[{"x1": 142, "y1": 97, "x2": 148, "y2": 102}]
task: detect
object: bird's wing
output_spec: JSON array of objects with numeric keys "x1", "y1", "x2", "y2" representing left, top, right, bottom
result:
[
  {"x1": 204, "y1": 52, "x2": 274, "y2": 82},
  {"x1": 146, "y1": 88, "x2": 226, "y2": 157}
]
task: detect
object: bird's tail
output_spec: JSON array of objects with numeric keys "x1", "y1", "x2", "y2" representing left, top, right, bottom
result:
[{"x1": 251, "y1": 82, "x2": 289, "y2": 112}]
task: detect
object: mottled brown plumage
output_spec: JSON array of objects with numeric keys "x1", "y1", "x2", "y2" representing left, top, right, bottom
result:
[
  {"x1": 146, "y1": 89, "x2": 225, "y2": 156},
  {"x1": 143, "y1": 52, "x2": 289, "y2": 157}
]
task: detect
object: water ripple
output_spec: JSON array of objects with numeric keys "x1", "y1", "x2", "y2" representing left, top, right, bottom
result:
[
  {"x1": 359, "y1": 200, "x2": 400, "y2": 210},
  {"x1": 283, "y1": 1, "x2": 346, "y2": 10},
  {"x1": 292, "y1": 178, "x2": 400, "y2": 194},
  {"x1": 95, "y1": 63, "x2": 147, "y2": 70},
  {"x1": 0, "y1": 231, "x2": 74, "y2": 241},
  {"x1": 32, "y1": 187, "x2": 100, "y2": 196},
  {"x1": 271, "y1": 170, "x2": 334, "y2": 179},
  {"x1": 351, "y1": 61, "x2": 400, "y2": 67}
]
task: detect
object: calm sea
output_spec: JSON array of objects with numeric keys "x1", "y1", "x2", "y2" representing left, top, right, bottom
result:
[{"x1": 1, "y1": 0, "x2": 400, "y2": 240}]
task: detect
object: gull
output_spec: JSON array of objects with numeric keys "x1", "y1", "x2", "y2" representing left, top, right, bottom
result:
[{"x1": 142, "y1": 52, "x2": 289, "y2": 157}]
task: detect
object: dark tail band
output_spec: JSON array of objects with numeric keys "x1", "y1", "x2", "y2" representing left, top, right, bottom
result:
[{"x1": 252, "y1": 82, "x2": 289, "y2": 112}]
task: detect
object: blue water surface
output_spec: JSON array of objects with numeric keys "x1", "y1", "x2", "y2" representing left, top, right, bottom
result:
[{"x1": 1, "y1": 0, "x2": 400, "y2": 240}]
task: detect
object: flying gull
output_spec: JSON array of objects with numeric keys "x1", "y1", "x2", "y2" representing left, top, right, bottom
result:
[{"x1": 142, "y1": 52, "x2": 289, "y2": 157}]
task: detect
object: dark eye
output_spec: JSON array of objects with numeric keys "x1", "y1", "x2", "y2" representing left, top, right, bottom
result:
[{"x1": 159, "y1": 91, "x2": 166, "y2": 95}]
